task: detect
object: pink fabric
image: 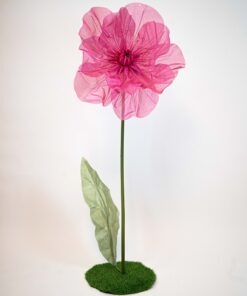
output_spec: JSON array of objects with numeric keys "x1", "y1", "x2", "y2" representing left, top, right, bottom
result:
[{"x1": 74, "y1": 3, "x2": 185, "y2": 120}]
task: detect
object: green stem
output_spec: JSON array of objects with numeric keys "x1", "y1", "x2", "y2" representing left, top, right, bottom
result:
[{"x1": 120, "y1": 118, "x2": 125, "y2": 274}]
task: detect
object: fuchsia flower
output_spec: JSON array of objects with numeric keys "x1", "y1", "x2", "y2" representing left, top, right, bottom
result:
[{"x1": 74, "y1": 3, "x2": 185, "y2": 120}]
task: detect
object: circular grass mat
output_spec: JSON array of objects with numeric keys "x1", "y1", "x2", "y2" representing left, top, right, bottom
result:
[{"x1": 85, "y1": 261, "x2": 156, "y2": 295}]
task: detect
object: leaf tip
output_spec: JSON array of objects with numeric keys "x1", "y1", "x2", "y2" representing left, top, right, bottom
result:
[{"x1": 81, "y1": 157, "x2": 88, "y2": 166}]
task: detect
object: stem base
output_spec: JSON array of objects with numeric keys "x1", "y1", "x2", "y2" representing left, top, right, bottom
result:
[{"x1": 85, "y1": 261, "x2": 156, "y2": 295}]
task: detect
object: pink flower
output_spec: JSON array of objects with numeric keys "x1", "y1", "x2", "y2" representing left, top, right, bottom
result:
[{"x1": 74, "y1": 3, "x2": 185, "y2": 120}]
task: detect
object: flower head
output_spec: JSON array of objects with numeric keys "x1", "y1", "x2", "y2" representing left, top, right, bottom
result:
[{"x1": 74, "y1": 3, "x2": 185, "y2": 120}]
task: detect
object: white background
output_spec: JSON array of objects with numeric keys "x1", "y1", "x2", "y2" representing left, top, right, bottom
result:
[{"x1": 1, "y1": 0, "x2": 247, "y2": 295}]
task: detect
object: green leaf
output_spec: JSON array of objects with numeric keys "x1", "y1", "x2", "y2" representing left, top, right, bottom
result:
[{"x1": 81, "y1": 158, "x2": 119, "y2": 265}]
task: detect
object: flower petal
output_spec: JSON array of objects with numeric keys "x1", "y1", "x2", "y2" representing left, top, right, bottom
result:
[
  {"x1": 111, "y1": 88, "x2": 159, "y2": 120},
  {"x1": 74, "y1": 69, "x2": 112, "y2": 106},
  {"x1": 79, "y1": 7, "x2": 112, "y2": 39},
  {"x1": 80, "y1": 62, "x2": 106, "y2": 77},
  {"x1": 99, "y1": 7, "x2": 135, "y2": 51},
  {"x1": 156, "y1": 44, "x2": 185, "y2": 70},
  {"x1": 80, "y1": 51, "x2": 118, "y2": 78},
  {"x1": 125, "y1": 3, "x2": 164, "y2": 38},
  {"x1": 150, "y1": 64, "x2": 178, "y2": 93},
  {"x1": 134, "y1": 22, "x2": 170, "y2": 62},
  {"x1": 80, "y1": 36, "x2": 105, "y2": 59}
]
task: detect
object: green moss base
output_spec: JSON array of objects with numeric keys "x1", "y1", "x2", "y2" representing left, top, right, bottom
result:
[{"x1": 85, "y1": 261, "x2": 156, "y2": 295}]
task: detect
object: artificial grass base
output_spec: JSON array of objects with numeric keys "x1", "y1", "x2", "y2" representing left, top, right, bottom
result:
[{"x1": 85, "y1": 261, "x2": 156, "y2": 295}]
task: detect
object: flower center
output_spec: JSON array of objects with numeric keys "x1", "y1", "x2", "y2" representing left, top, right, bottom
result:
[{"x1": 118, "y1": 50, "x2": 133, "y2": 66}]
